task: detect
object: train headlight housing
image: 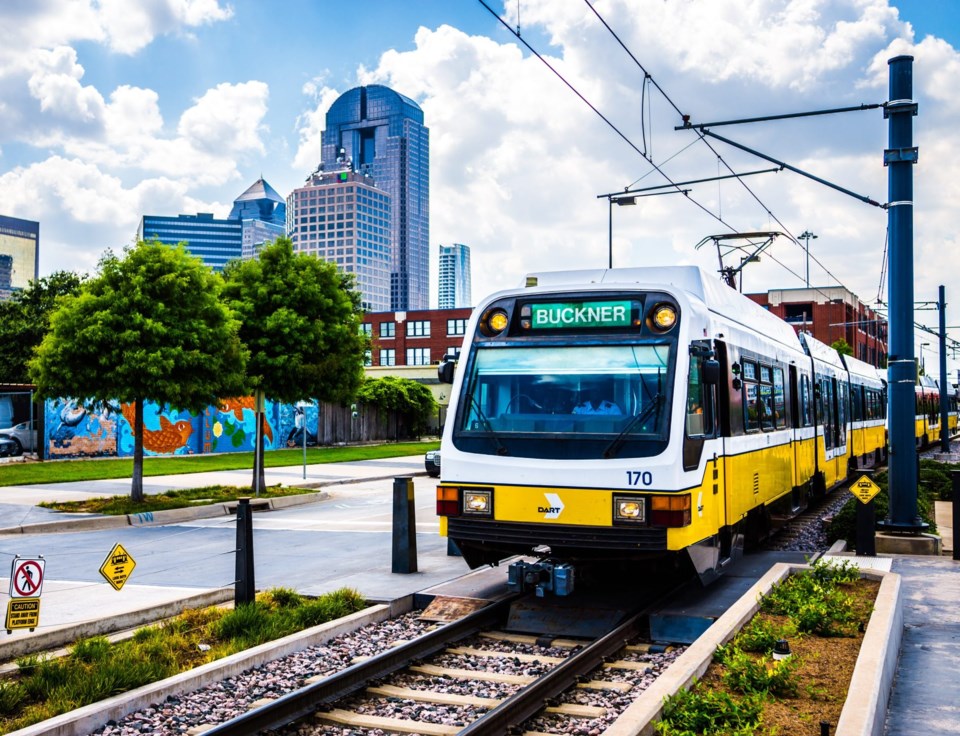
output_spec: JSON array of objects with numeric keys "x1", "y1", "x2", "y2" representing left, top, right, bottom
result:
[
  {"x1": 649, "y1": 303, "x2": 678, "y2": 332},
  {"x1": 463, "y1": 489, "x2": 493, "y2": 516},
  {"x1": 480, "y1": 308, "x2": 510, "y2": 336},
  {"x1": 650, "y1": 493, "x2": 691, "y2": 527},
  {"x1": 613, "y1": 495, "x2": 646, "y2": 524}
]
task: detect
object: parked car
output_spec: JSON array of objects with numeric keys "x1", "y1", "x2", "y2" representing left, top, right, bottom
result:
[
  {"x1": 0, "y1": 420, "x2": 37, "y2": 456},
  {"x1": 0, "y1": 435, "x2": 17, "y2": 458},
  {"x1": 424, "y1": 450, "x2": 441, "y2": 477}
]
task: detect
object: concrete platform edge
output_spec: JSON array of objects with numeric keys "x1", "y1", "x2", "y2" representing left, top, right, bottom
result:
[
  {"x1": 601, "y1": 564, "x2": 902, "y2": 736},
  {"x1": 0, "y1": 588, "x2": 235, "y2": 662},
  {"x1": 8, "y1": 597, "x2": 415, "y2": 736}
]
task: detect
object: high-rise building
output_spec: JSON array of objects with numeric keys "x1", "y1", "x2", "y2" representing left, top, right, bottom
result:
[
  {"x1": 0, "y1": 215, "x2": 39, "y2": 301},
  {"x1": 138, "y1": 177, "x2": 286, "y2": 271},
  {"x1": 287, "y1": 168, "x2": 392, "y2": 312},
  {"x1": 229, "y1": 177, "x2": 287, "y2": 261},
  {"x1": 321, "y1": 85, "x2": 429, "y2": 311},
  {"x1": 438, "y1": 243, "x2": 472, "y2": 309},
  {"x1": 138, "y1": 213, "x2": 241, "y2": 272}
]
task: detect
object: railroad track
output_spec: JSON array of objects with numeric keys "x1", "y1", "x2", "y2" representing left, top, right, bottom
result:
[{"x1": 203, "y1": 591, "x2": 679, "y2": 736}]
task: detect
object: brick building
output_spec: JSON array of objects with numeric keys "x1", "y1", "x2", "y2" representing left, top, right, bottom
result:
[
  {"x1": 746, "y1": 286, "x2": 887, "y2": 367},
  {"x1": 361, "y1": 307, "x2": 473, "y2": 368}
]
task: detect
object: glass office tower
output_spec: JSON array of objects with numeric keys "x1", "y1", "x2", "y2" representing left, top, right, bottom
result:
[
  {"x1": 321, "y1": 85, "x2": 429, "y2": 311},
  {"x1": 438, "y1": 243, "x2": 472, "y2": 309},
  {"x1": 0, "y1": 215, "x2": 39, "y2": 301},
  {"x1": 229, "y1": 178, "x2": 287, "y2": 260}
]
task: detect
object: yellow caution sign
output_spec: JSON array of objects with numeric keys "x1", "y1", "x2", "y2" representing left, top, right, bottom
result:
[
  {"x1": 99, "y1": 543, "x2": 136, "y2": 591},
  {"x1": 6, "y1": 598, "x2": 40, "y2": 631},
  {"x1": 852, "y1": 475, "x2": 882, "y2": 504}
]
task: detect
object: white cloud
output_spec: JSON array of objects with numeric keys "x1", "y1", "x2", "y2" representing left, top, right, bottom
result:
[
  {"x1": 178, "y1": 81, "x2": 270, "y2": 156},
  {"x1": 292, "y1": 81, "x2": 342, "y2": 172}
]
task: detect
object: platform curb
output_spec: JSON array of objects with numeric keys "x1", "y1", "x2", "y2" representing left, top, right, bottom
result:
[
  {"x1": 603, "y1": 562, "x2": 902, "y2": 736},
  {"x1": 7, "y1": 597, "x2": 415, "y2": 736}
]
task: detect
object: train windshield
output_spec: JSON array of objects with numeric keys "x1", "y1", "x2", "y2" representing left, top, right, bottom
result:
[{"x1": 453, "y1": 343, "x2": 673, "y2": 459}]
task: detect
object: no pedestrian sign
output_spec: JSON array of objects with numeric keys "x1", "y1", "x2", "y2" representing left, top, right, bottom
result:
[
  {"x1": 853, "y1": 475, "x2": 882, "y2": 505},
  {"x1": 99, "y1": 543, "x2": 136, "y2": 591},
  {"x1": 9, "y1": 557, "x2": 45, "y2": 599}
]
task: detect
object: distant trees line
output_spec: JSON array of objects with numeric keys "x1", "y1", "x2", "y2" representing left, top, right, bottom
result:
[{"x1": 0, "y1": 238, "x2": 435, "y2": 501}]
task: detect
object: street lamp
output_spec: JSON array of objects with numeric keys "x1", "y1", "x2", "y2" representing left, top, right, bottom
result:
[
  {"x1": 798, "y1": 230, "x2": 818, "y2": 287},
  {"x1": 607, "y1": 195, "x2": 637, "y2": 268}
]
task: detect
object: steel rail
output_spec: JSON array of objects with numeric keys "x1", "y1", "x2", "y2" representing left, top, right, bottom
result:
[{"x1": 202, "y1": 595, "x2": 519, "y2": 736}]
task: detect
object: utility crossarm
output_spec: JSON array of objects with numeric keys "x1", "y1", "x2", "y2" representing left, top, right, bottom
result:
[
  {"x1": 674, "y1": 103, "x2": 884, "y2": 130},
  {"x1": 596, "y1": 166, "x2": 780, "y2": 201}
]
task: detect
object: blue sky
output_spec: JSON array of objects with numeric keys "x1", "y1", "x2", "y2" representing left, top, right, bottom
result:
[{"x1": 0, "y1": 0, "x2": 958, "y2": 372}]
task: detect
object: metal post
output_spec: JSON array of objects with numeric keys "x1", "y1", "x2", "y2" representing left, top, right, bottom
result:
[
  {"x1": 235, "y1": 498, "x2": 255, "y2": 606},
  {"x1": 607, "y1": 197, "x2": 613, "y2": 269},
  {"x1": 939, "y1": 285, "x2": 950, "y2": 452},
  {"x1": 392, "y1": 477, "x2": 418, "y2": 573},
  {"x1": 856, "y1": 471, "x2": 877, "y2": 557},
  {"x1": 952, "y1": 471, "x2": 960, "y2": 562},
  {"x1": 879, "y1": 55, "x2": 925, "y2": 533}
]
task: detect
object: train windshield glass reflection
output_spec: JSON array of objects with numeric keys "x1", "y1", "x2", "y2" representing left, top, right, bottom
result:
[{"x1": 457, "y1": 344, "x2": 672, "y2": 458}]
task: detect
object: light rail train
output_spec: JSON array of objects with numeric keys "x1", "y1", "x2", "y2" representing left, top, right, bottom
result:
[{"x1": 434, "y1": 266, "x2": 954, "y2": 595}]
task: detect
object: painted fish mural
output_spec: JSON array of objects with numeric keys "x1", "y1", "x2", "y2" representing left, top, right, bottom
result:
[
  {"x1": 219, "y1": 397, "x2": 274, "y2": 443},
  {"x1": 120, "y1": 403, "x2": 193, "y2": 454}
]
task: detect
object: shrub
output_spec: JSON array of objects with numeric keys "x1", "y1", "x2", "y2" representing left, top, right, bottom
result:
[{"x1": 657, "y1": 685, "x2": 764, "y2": 736}]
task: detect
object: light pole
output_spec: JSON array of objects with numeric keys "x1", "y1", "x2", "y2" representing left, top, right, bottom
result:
[
  {"x1": 798, "y1": 230, "x2": 818, "y2": 287},
  {"x1": 920, "y1": 342, "x2": 930, "y2": 376},
  {"x1": 607, "y1": 195, "x2": 637, "y2": 268}
]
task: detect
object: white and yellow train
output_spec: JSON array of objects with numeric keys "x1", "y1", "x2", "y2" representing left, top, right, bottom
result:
[{"x1": 434, "y1": 266, "x2": 946, "y2": 595}]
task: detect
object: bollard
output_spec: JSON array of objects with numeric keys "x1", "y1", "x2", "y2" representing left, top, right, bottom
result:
[
  {"x1": 392, "y1": 477, "x2": 418, "y2": 573},
  {"x1": 820, "y1": 721, "x2": 831, "y2": 736},
  {"x1": 235, "y1": 498, "x2": 256, "y2": 606},
  {"x1": 952, "y1": 471, "x2": 960, "y2": 562},
  {"x1": 855, "y1": 470, "x2": 877, "y2": 557}
]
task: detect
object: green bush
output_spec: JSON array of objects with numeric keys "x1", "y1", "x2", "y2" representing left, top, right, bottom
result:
[
  {"x1": 722, "y1": 647, "x2": 801, "y2": 698},
  {"x1": 657, "y1": 685, "x2": 764, "y2": 736}
]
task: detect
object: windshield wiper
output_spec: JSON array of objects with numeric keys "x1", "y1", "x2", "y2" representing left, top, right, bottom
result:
[
  {"x1": 602, "y1": 393, "x2": 663, "y2": 459},
  {"x1": 467, "y1": 393, "x2": 509, "y2": 456}
]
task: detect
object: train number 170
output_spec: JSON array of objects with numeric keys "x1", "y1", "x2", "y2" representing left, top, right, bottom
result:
[{"x1": 626, "y1": 471, "x2": 653, "y2": 486}]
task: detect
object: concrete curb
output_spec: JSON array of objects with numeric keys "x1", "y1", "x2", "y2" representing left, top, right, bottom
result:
[
  {"x1": 0, "y1": 588, "x2": 235, "y2": 662},
  {"x1": 0, "y1": 471, "x2": 427, "y2": 536},
  {"x1": 8, "y1": 597, "x2": 415, "y2": 736},
  {"x1": 602, "y1": 563, "x2": 902, "y2": 736}
]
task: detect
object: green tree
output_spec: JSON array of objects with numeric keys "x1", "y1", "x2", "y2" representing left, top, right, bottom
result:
[
  {"x1": 221, "y1": 237, "x2": 367, "y2": 493},
  {"x1": 29, "y1": 243, "x2": 247, "y2": 501},
  {"x1": 356, "y1": 376, "x2": 438, "y2": 438},
  {"x1": 831, "y1": 338, "x2": 853, "y2": 356},
  {"x1": 0, "y1": 271, "x2": 86, "y2": 383}
]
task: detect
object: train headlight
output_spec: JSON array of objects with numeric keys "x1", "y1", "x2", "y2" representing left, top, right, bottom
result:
[
  {"x1": 650, "y1": 494, "x2": 691, "y2": 527},
  {"x1": 480, "y1": 308, "x2": 510, "y2": 336},
  {"x1": 613, "y1": 495, "x2": 646, "y2": 523},
  {"x1": 649, "y1": 303, "x2": 678, "y2": 332},
  {"x1": 463, "y1": 489, "x2": 493, "y2": 516}
]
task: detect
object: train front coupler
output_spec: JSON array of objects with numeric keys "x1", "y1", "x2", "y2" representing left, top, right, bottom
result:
[{"x1": 507, "y1": 548, "x2": 575, "y2": 597}]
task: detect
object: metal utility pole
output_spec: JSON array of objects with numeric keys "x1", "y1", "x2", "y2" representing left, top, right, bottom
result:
[
  {"x1": 939, "y1": 285, "x2": 950, "y2": 452},
  {"x1": 798, "y1": 230, "x2": 818, "y2": 287},
  {"x1": 880, "y1": 55, "x2": 925, "y2": 534}
]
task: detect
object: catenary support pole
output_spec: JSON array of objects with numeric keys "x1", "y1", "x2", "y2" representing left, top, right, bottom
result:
[
  {"x1": 235, "y1": 498, "x2": 255, "y2": 606},
  {"x1": 939, "y1": 285, "x2": 950, "y2": 452},
  {"x1": 880, "y1": 55, "x2": 925, "y2": 534},
  {"x1": 392, "y1": 477, "x2": 418, "y2": 573},
  {"x1": 952, "y1": 471, "x2": 960, "y2": 561}
]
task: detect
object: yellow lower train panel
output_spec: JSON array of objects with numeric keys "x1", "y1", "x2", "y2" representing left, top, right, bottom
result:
[{"x1": 724, "y1": 442, "x2": 794, "y2": 524}]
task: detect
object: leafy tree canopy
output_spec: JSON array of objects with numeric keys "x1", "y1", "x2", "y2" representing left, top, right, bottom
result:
[
  {"x1": 30, "y1": 243, "x2": 247, "y2": 410},
  {"x1": 0, "y1": 271, "x2": 85, "y2": 383},
  {"x1": 221, "y1": 237, "x2": 367, "y2": 404},
  {"x1": 356, "y1": 376, "x2": 437, "y2": 436},
  {"x1": 831, "y1": 338, "x2": 853, "y2": 356}
]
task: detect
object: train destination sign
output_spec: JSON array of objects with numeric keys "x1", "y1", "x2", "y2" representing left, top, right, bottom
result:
[
  {"x1": 5, "y1": 598, "x2": 40, "y2": 631},
  {"x1": 853, "y1": 475, "x2": 882, "y2": 504},
  {"x1": 530, "y1": 300, "x2": 632, "y2": 329},
  {"x1": 99, "y1": 543, "x2": 137, "y2": 591}
]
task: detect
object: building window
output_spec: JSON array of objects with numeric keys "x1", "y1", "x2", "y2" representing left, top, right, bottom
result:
[
  {"x1": 379, "y1": 322, "x2": 395, "y2": 338},
  {"x1": 360, "y1": 323, "x2": 372, "y2": 337},
  {"x1": 406, "y1": 348, "x2": 430, "y2": 366},
  {"x1": 406, "y1": 320, "x2": 430, "y2": 338},
  {"x1": 447, "y1": 318, "x2": 467, "y2": 336},
  {"x1": 380, "y1": 349, "x2": 396, "y2": 366},
  {"x1": 446, "y1": 347, "x2": 462, "y2": 360},
  {"x1": 364, "y1": 350, "x2": 372, "y2": 367}
]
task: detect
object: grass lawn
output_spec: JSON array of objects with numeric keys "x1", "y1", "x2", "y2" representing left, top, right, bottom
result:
[{"x1": 0, "y1": 441, "x2": 439, "y2": 488}]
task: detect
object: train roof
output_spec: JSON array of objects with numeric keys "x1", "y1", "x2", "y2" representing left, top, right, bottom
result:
[
  {"x1": 520, "y1": 266, "x2": 802, "y2": 351},
  {"x1": 840, "y1": 352, "x2": 885, "y2": 384},
  {"x1": 799, "y1": 331, "x2": 845, "y2": 369}
]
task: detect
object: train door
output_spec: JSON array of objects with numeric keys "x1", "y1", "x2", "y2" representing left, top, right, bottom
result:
[{"x1": 835, "y1": 377, "x2": 848, "y2": 459}]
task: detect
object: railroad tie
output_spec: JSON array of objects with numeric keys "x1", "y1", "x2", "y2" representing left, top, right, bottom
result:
[
  {"x1": 409, "y1": 663, "x2": 535, "y2": 684},
  {"x1": 317, "y1": 708, "x2": 460, "y2": 735},
  {"x1": 445, "y1": 646, "x2": 566, "y2": 664}
]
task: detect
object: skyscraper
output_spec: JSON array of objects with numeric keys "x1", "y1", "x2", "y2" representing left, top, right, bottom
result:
[
  {"x1": 438, "y1": 243, "x2": 472, "y2": 309},
  {"x1": 0, "y1": 215, "x2": 39, "y2": 302},
  {"x1": 287, "y1": 167, "x2": 392, "y2": 311},
  {"x1": 321, "y1": 85, "x2": 429, "y2": 311},
  {"x1": 229, "y1": 177, "x2": 287, "y2": 261}
]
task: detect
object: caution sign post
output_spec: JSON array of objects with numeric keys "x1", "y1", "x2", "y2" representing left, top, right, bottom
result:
[
  {"x1": 99, "y1": 543, "x2": 136, "y2": 591},
  {"x1": 853, "y1": 473, "x2": 879, "y2": 557},
  {"x1": 6, "y1": 598, "x2": 40, "y2": 632},
  {"x1": 853, "y1": 475, "x2": 882, "y2": 504}
]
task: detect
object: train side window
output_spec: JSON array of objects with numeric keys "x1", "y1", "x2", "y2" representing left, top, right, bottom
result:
[
  {"x1": 773, "y1": 368, "x2": 786, "y2": 429},
  {"x1": 742, "y1": 360, "x2": 760, "y2": 432},
  {"x1": 800, "y1": 374, "x2": 813, "y2": 427},
  {"x1": 759, "y1": 374, "x2": 775, "y2": 431},
  {"x1": 820, "y1": 376, "x2": 835, "y2": 450},
  {"x1": 685, "y1": 355, "x2": 716, "y2": 437}
]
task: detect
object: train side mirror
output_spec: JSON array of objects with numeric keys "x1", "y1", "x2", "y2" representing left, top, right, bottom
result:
[
  {"x1": 703, "y1": 359, "x2": 720, "y2": 385},
  {"x1": 438, "y1": 358, "x2": 456, "y2": 384}
]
